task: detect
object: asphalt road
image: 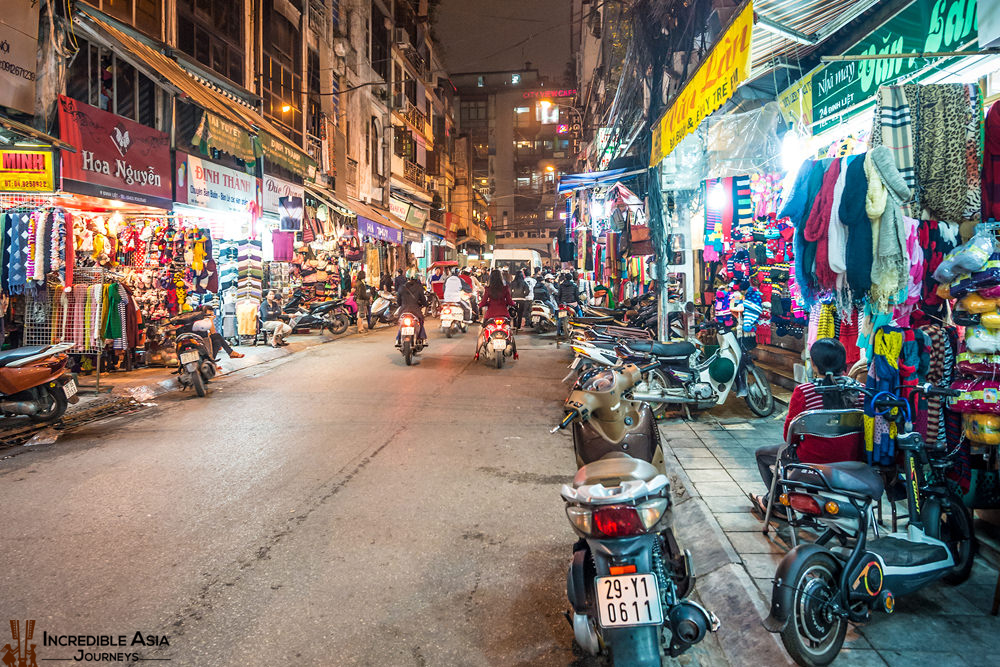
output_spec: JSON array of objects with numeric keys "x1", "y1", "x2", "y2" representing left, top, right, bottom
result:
[{"x1": 0, "y1": 325, "x2": 607, "y2": 666}]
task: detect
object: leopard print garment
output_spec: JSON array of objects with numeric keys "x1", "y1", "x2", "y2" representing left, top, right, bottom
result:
[{"x1": 918, "y1": 84, "x2": 980, "y2": 223}]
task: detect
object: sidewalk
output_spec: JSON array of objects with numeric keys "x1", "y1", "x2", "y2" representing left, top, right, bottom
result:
[{"x1": 660, "y1": 409, "x2": 1000, "y2": 667}]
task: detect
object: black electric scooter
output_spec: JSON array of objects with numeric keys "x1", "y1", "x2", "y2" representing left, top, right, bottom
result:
[
  {"x1": 764, "y1": 381, "x2": 975, "y2": 666},
  {"x1": 554, "y1": 364, "x2": 718, "y2": 666}
]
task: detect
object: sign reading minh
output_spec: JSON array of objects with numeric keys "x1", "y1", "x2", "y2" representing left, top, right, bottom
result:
[{"x1": 650, "y1": 1, "x2": 754, "y2": 166}]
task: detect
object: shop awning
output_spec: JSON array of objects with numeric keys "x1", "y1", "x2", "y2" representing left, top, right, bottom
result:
[
  {"x1": 0, "y1": 115, "x2": 76, "y2": 152},
  {"x1": 75, "y1": 8, "x2": 316, "y2": 177},
  {"x1": 303, "y1": 182, "x2": 354, "y2": 217},
  {"x1": 557, "y1": 167, "x2": 645, "y2": 193}
]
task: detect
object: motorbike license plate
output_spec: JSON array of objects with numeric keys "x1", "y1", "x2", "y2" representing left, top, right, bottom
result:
[
  {"x1": 401, "y1": 326, "x2": 416, "y2": 336},
  {"x1": 491, "y1": 339, "x2": 507, "y2": 351},
  {"x1": 441, "y1": 319, "x2": 453, "y2": 327},
  {"x1": 595, "y1": 574, "x2": 663, "y2": 628},
  {"x1": 180, "y1": 351, "x2": 200, "y2": 365},
  {"x1": 558, "y1": 311, "x2": 569, "y2": 318},
  {"x1": 62, "y1": 379, "x2": 77, "y2": 399},
  {"x1": 570, "y1": 357, "x2": 581, "y2": 369}
]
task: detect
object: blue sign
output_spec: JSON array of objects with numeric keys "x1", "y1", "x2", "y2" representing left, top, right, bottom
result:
[{"x1": 358, "y1": 216, "x2": 402, "y2": 244}]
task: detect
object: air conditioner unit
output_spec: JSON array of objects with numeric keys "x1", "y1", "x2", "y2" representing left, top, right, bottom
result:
[{"x1": 395, "y1": 28, "x2": 409, "y2": 46}]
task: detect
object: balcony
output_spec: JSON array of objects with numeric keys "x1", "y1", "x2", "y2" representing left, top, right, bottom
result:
[
  {"x1": 402, "y1": 101, "x2": 428, "y2": 135},
  {"x1": 404, "y1": 159, "x2": 427, "y2": 190}
]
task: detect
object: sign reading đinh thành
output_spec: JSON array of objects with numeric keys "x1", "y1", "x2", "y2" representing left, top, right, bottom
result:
[{"x1": 649, "y1": 1, "x2": 754, "y2": 167}]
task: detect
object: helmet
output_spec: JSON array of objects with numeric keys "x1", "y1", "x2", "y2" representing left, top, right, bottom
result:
[{"x1": 544, "y1": 273, "x2": 555, "y2": 281}]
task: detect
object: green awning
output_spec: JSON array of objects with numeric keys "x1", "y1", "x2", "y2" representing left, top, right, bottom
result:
[
  {"x1": 260, "y1": 132, "x2": 317, "y2": 179},
  {"x1": 191, "y1": 110, "x2": 258, "y2": 165}
]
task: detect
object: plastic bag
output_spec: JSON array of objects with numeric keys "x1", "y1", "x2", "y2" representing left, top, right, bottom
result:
[
  {"x1": 957, "y1": 351, "x2": 1000, "y2": 375},
  {"x1": 933, "y1": 232, "x2": 995, "y2": 283},
  {"x1": 960, "y1": 294, "x2": 1000, "y2": 313},
  {"x1": 965, "y1": 326, "x2": 1000, "y2": 354},
  {"x1": 950, "y1": 379, "x2": 1000, "y2": 413}
]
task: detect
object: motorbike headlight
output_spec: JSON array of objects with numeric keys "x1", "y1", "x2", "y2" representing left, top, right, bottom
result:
[
  {"x1": 565, "y1": 505, "x2": 593, "y2": 535},
  {"x1": 635, "y1": 497, "x2": 670, "y2": 530}
]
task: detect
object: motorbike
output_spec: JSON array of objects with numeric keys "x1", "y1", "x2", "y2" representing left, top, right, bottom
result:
[
  {"x1": 439, "y1": 300, "x2": 472, "y2": 338},
  {"x1": 424, "y1": 288, "x2": 441, "y2": 319},
  {"x1": 764, "y1": 381, "x2": 975, "y2": 666},
  {"x1": 173, "y1": 326, "x2": 217, "y2": 398},
  {"x1": 477, "y1": 317, "x2": 515, "y2": 369},
  {"x1": 627, "y1": 322, "x2": 775, "y2": 418},
  {"x1": 288, "y1": 299, "x2": 350, "y2": 335},
  {"x1": 370, "y1": 290, "x2": 400, "y2": 327},
  {"x1": 555, "y1": 364, "x2": 718, "y2": 665},
  {"x1": 531, "y1": 299, "x2": 557, "y2": 333},
  {"x1": 396, "y1": 312, "x2": 426, "y2": 366},
  {"x1": 0, "y1": 342, "x2": 79, "y2": 423}
]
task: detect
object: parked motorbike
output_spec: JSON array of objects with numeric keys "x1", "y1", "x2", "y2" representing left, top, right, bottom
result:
[
  {"x1": 424, "y1": 288, "x2": 441, "y2": 318},
  {"x1": 555, "y1": 364, "x2": 718, "y2": 665},
  {"x1": 531, "y1": 300, "x2": 557, "y2": 333},
  {"x1": 478, "y1": 317, "x2": 515, "y2": 369},
  {"x1": 288, "y1": 299, "x2": 350, "y2": 335},
  {"x1": 0, "y1": 342, "x2": 79, "y2": 422},
  {"x1": 396, "y1": 312, "x2": 426, "y2": 366},
  {"x1": 439, "y1": 301, "x2": 472, "y2": 337},
  {"x1": 627, "y1": 322, "x2": 774, "y2": 417},
  {"x1": 370, "y1": 290, "x2": 400, "y2": 327},
  {"x1": 173, "y1": 327, "x2": 217, "y2": 398},
  {"x1": 764, "y1": 381, "x2": 974, "y2": 666}
]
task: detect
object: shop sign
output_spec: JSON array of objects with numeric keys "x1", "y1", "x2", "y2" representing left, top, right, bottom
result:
[
  {"x1": 522, "y1": 89, "x2": 577, "y2": 99},
  {"x1": 0, "y1": 149, "x2": 55, "y2": 192},
  {"x1": 259, "y1": 132, "x2": 318, "y2": 180},
  {"x1": 809, "y1": 0, "x2": 978, "y2": 133},
  {"x1": 443, "y1": 212, "x2": 458, "y2": 242},
  {"x1": 649, "y1": 1, "x2": 754, "y2": 166},
  {"x1": 176, "y1": 153, "x2": 260, "y2": 213},
  {"x1": 405, "y1": 206, "x2": 429, "y2": 229},
  {"x1": 58, "y1": 96, "x2": 172, "y2": 208},
  {"x1": 0, "y1": 2, "x2": 41, "y2": 114},
  {"x1": 191, "y1": 110, "x2": 258, "y2": 165},
  {"x1": 262, "y1": 175, "x2": 305, "y2": 214},
  {"x1": 358, "y1": 216, "x2": 402, "y2": 244},
  {"x1": 389, "y1": 196, "x2": 411, "y2": 220},
  {"x1": 402, "y1": 229, "x2": 422, "y2": 243},
  {"x1": 777, "y1": 67, "x2": 817, "y2": 128}
]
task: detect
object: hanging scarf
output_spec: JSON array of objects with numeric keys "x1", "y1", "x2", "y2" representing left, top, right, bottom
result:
[
  {"x1": 803, "y1": 158, "x2": 842, "y2": 289},
  {"x1": 871, "y1": 84, "x2": 918, "y2": 213},
  {"x1": 983, "y1": 99, "x2": 1000, "y2": 221},
  {"x1": 7, "y1": 212, "x2": 30, "y2": 294},
  {"x1": 918, "y1": 83, "x2": 980, "y2": 223},
  {"x1": 866, "y1": 147, "x2": 910, "y2": 309}
]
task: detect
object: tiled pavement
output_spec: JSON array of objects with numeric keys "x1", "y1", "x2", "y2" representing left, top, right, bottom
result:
[{"x1": 659, "y1": 409, "x2": 1000, "y2": 667}]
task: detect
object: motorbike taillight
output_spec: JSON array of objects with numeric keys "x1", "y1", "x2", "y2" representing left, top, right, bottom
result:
[
  {"x1": 593, "y1": 506, "x2": 646, "y2": 538},
  {"x1": 493, "y1": 319, "x2": 505, "y2": 326}
]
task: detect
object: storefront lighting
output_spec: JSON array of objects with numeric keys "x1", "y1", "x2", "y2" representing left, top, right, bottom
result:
[
  {"x1": 781, "y1": 130, "x2": 809, "y2": 174},
  {"x1": 545, "y1": 165, "x2": 555, "y2": 172},
  {"x1": 707, "y1": 183, "x2": 727, "y2": 212},
  {"x1": 110, "y1": 199, "x2": 125, "y2": 208},
  {"x1": 590, "y1": 199, "x2": 607, "y2": 220}
]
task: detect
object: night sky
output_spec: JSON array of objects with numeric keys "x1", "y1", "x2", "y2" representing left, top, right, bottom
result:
[{"x1": 435, "y1": 0, "x2": 572, "y2": 81}]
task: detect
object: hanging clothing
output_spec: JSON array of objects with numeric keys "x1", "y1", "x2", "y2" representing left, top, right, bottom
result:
[{"x1": 865, "y1": 146, "x2": 910, "y2": 309}]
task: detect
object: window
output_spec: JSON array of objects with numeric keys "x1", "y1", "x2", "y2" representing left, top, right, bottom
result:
[
  {"x1": 307, "y1": 48, "x2": 322, "y2": 138},
  {"x1": 393, "y1": 63, "x2": 405, "y2": 107},
  {"x1": 65, "y1": 37, "x2": 160, "y2": 128},
  {"x1": 82, "y1": 1, "x2": 163, "y2": 40},
  {"x1": 262, "y1": 0, "x2": 303, "y2": 142},
  {"x1": 460, "y1": 101, "x2": 486, "y2": 123},
  {"x1": 477, "y1": 76, "x2": 485, "y2": 87},
  {"x1": 395, "y1": 129, "x2": 416, "y2": 162},
  {"x1": 177, "y1": 0, "x2": 244, "y2": 85},
  {"x1": 545, "y1": 209, "x2": 554, "y2": 220},
  {"x1": 511, "y1": 73, "x2": 521, "y2": 85},
  {"x1": 371, "y1": 5, "x2": 389, "y2": 81},
  {"x1": 536, "y1": 102, "x2": 558, "y2": 125}
]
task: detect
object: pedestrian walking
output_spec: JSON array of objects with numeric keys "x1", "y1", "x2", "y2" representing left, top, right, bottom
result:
[{"x1": 353, "y1": 270, "x2": 371, "y2": 333}]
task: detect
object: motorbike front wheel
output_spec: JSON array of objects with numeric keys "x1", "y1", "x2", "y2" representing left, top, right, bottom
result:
[
  {"x1": 402, "y1": 339, "x2": 412, "y2": 366},
  {"x1": 779, "y1": 551, "x2": 847, "y2": 667},
  {"x1": 29, "y1": 386, "x2": 68, "y2": 423},
  {"x1": 924, "y1": 494, "x2": 976, "y2": 585},
  {"x1": 744, "y1": 365, "x2": 775, "y2": 417},
  {"x1": 191, "y1": 369, "x2": 207, "y2": 397},
  {"x1": 330, "y1": 314, "x2": 349, "y2": 335}
]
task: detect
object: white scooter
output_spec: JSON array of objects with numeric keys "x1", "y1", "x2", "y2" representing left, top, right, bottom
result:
[
  {"x1": 531, "y1": 300, "x2": 557, "y2": 333},
  {"x1": 369, "y1": 290, "x2": 399, "y2": 326},
  {"x1": 440, "y1": 296, "x2": 474, "y2": 338}
]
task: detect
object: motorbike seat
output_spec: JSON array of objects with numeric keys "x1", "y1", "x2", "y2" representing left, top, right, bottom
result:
[
  {"x1": 573, "y1": 452, "x2": 659, "y2": 488},
  {"x1": 0, "y1": 345, "x2": 52, "y2": 367},
  {"x1": 571, "y1": 316, "x2": 616, "y2": 325},
  {"x1": 628, "y1": 340, "x2": 695, "y2": 358},
  {"x1": 788, "y1": 461, "x2": 884, "y2": 500}
]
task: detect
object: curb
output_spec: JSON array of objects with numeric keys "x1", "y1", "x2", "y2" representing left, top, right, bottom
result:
[
  {"x1": 108, "y1": 332, "x2": 349, "y2": 402},
  {"x1": 661, "y1": 428, "x2": 795, "y2": 667}
]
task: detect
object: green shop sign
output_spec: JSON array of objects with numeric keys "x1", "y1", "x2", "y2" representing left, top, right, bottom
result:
[
  {"x1": 259, "y1": 132, "x2": 318, "y2": 179},
  {"x1": 810, "y1": 0, "x2": 978, "y2": 133},
  {"x1": 191, "y1": 111, "x2": 258, "y2": 166}
]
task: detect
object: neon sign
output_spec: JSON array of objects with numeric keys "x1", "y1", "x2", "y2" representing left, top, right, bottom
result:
[{"x1": 522, "y1": 89, "x2": 577, "y2": 99}]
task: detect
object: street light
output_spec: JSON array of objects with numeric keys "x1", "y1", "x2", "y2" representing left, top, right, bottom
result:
[
  {"x1": 281, "y1": 104, "x2": 292, "y2": 113},
  {"x1": 540, "y1": 99, "x2": 583, "y2": 127}
]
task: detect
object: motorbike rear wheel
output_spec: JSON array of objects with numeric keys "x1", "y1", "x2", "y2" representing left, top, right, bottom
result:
[
  {"x1": 744, "y1": 365, "x2": 775, "y2": 417},
  {"x1": 191, "y1": 369, "x2": 207, "y2": 397},
  {"x1": 779, "y1": 551, "x2": 846, "y2": 667},
  {"x1": 402, "y1": 339, "x2": 412, "y2": 366},
  {"x1": 29, "y1": 386, "x2": 68, "y2": 423},
  {"x1": 495, "y1": 349, "x2": 504, "y2": 369}
]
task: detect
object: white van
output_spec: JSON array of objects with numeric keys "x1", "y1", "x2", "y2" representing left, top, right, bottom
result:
[{"x1": 490, "y1": 249, "x2": 542, "y2": 277}]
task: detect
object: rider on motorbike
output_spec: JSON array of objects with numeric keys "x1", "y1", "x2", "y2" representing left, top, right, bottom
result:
[
  {"x1": 397, "y1": 270, "x2": 428, "y2": 343},
  {"x1": 443, "y1": 269, "x2": 473, "y2": 322},
  {"x1": 479, "y1": 269, "x2": 517, "y2": 357}
]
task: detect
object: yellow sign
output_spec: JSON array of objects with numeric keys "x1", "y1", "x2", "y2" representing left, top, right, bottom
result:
[
  {"x1": 650, "y1": 1, "x2": 755, "y2": 166},
  {"x1": 777, "y1": 67, "x2": 817, "y2": 130},
  {"x1": 0, "y1": 149, "x2": 55, "y2": 192}
]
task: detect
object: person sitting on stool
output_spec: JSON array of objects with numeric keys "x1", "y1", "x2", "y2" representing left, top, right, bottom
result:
[
  {"x1": 193, "y1": 306, "x2": 244, "y2": 359},
  {"x1": 260, "y1": 291, "x2": 293, "y2": 347}
]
